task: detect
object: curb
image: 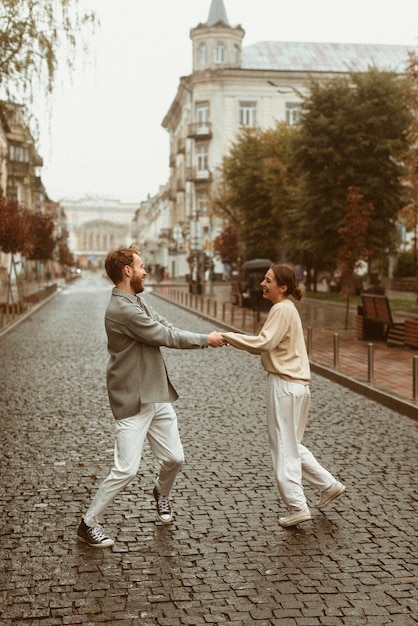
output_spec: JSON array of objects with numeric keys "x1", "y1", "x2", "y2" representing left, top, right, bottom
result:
[{"x1": 152, "y1": 292, "x2": 418, "y2": 422}]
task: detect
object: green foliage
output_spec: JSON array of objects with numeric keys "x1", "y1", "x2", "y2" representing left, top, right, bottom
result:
[
  {"x1": 212, "y1": 123, "x2": 296, "y2": 261},
  {"x1": 290, "y1": 68, "x2": 412, "y2": 272},
  {"x1": 394, "y1": 251, "x2": 415, "y2": 277}
]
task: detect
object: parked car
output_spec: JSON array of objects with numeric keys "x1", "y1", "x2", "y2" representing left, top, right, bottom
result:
[{"x1": 230, "y1": 258, "x2": 273, "y2": 310}]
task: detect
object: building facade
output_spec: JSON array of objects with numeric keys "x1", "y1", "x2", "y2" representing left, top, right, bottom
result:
[
  {"x1": 136, "y1": 0, "x2": 415, "y2": 291},
  {"x1": 0, "y1": 101, "x2": 69, "y2": 295},
  {"x1": 60, "y1": 196, "x2": 139, "y2": 269}
]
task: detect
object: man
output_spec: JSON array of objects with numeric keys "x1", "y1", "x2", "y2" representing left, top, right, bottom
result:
[{"x1": 77, "y1": 246, "x2": 224, "y2": 548}]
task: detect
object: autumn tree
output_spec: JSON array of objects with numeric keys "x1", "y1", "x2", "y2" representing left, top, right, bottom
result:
[
  {"x1": 213, "y1": 223, "x2": 239, "y2": 272},
  {"x1": 338, "y1": 186, "x2": 374, "y2": 327},
  {"x1": 290, "y1": 68, "x2": 412, "y2": 284},
  {"x1": 0, "y1": 199, "x2": 30, "y2": 303},
  {"x1": 23, "y1": 211, "x2": 55, "y2": 263}
]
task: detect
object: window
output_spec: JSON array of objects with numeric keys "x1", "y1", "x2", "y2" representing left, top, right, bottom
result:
[
  {"x1": 196, "y1": 144, "x2": 209, "y2": 172},
  {"x1": 215, "y1": 42, "x2": 225, "y2": 63},
  {"x1": 233, "y1": 45, "x2": 240, "y2": 65},
  {"x1": 285, "y1": 102, "x2": 301, "y2": 126},
  {"x1": 196, "y1": 193, "x2": 208, "y2": 216},
  {"x1": 196, "y1": 102, "x2": 209, "y2": 128},
  {"x1": 199, "y1": 43, "x2": 207, "y2": 65},
  {"x1": 239, "y1": 101, "x2": 257, "y2": 127},
  {"x1": 9, "y1": 142, "x2": 29, "y2": 162}
]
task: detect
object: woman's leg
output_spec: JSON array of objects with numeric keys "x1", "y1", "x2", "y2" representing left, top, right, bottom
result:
[{"x1": 266, "y1": 375, "x2": 307, "y2": 511}]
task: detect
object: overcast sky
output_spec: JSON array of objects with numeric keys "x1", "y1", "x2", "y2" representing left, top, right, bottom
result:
[{"x1": 36, "y1": 0, "x2": 418, "y2": 203}]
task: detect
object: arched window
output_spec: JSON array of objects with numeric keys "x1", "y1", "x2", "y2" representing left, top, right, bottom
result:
[
  {"x1": 199, "y1": 43, "x2": 207, "y2": 65},
  {"x1": 233, "y1": 45, "x2": 240, "y2": 65},
  {"x1": 215, "y1": 42, "x2": 225, "y2": 63}
]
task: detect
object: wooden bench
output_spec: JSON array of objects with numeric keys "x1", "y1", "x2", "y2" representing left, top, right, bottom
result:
[
  {"x1": 404, "y1": 318, "x2": 418, "y2": 349},
  {"x1": 358, "y1": 294, "x2": 405, "y2": 346}
]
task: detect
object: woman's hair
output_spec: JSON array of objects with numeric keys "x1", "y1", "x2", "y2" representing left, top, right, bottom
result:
[
  {"x1": 105, "y1": 245, "x2": 141, "y2": 285},
  {"x1": 269, "y1": 263, "x2": 304, "y2": 301}
]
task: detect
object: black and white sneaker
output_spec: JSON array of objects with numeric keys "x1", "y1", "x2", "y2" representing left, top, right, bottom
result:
[
  {"x1": 77, "y1": 519, "x2": 114, "y2": 548},
  {"x1": 153, "y1": 487, "x2": 173, "y2": 524}
]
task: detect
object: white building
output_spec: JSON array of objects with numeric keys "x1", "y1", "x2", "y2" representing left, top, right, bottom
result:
[
  {"x1": 60, "y1": 196, "x2": 139, "y2": 269},
  {"x1": 137, "y1": 0, "x2": 415, "y2": 288}
]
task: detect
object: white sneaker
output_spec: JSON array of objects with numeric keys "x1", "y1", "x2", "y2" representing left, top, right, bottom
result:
[
  {"x1": 316, "y1": 481, "x2": 346, "y2": 510},
  {"x1": 279, "y1": 508, "x2": 311, "y2": 527}
]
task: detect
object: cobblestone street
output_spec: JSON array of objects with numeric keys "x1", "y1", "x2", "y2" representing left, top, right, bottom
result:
[{"x1": 1, "y1": 272, "x2": 417, "y2": 625}]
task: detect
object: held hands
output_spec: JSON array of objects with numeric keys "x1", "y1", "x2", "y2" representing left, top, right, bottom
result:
[{"x1": 207, "y1": 331, "x2": 227, "y2": 348}]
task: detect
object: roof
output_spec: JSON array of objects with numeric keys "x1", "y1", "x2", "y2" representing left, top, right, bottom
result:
[
  {"x1": 207, "y1": 0, "x2": 229, "y2": 26},
  {"x1": 241, "y1": 41, "x2": 415, "y2": 73}
]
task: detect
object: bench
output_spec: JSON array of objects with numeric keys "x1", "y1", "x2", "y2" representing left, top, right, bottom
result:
[
  {"x1": 358, "y1": 294, "x2": 405, "y2": 346},
  {"x1": 404, "y1": 318, "x2": 418, "y2": 349}
]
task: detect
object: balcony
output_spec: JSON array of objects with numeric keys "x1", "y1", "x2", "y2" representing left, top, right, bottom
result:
[
  {"x1": 7, "y1": 160, "x2": 31, "y2": 177},
  {"x1": 177, "y1": 138, "x2": 186, "y2": 153},
  {"x1": 187, "y1": 122, "x2": 212, "y2": 139},
  {"x1": 186, "y1": 167, "x2": 212, "y2": 183}
]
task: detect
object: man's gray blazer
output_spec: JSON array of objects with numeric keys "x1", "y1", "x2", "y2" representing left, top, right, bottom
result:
[{"x1": 104, "y1": 288, "x2": 208, "y2": 419}]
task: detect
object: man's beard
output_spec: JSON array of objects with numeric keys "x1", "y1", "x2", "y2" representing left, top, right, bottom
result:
[{"x1": 130, "y1": 275, "x2": 144, "y2": 293}]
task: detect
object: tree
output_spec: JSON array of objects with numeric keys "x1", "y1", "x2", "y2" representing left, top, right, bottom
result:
[
  {"x1": 23, "y1": 211, "x2": 55, "y2": 262},
  {"x1": 0, "y1": 198, "x2": 30, "y2": 304},
  {"x1": 290, "y1": 68, "x2": 412, "y2": 283},
  {"x1": 398, "y1": 52, "x2": 418, "y2": 272},
  {"x1": 212, "y1": 123, "x2": 296, "y2": 261},
  {"x1": 0, "y1": 0, "x2": 96, "y2": 100},
  {"x1": 338, "y1": 186, "x2": 374, "y2": 327},
  {"x1": 213, "y1": 223, "x2": 239, "y2": 267}
]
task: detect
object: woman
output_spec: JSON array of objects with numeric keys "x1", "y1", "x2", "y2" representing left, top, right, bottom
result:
[{"x1": 222, "y1": 263, "x2": 345, "y2": 527}]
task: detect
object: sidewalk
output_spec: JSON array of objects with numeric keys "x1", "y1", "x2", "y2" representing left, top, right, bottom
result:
[{"x1": 151, "y1": 281, "x2": 418, "y2": 420}]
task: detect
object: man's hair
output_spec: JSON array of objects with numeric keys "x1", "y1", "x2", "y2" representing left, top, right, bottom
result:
[{"x1": 105, "y1": 245, "x2": 141, "y2": 285}]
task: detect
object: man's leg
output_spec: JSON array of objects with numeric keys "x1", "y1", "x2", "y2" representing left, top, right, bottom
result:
[
  {"x1": 84, "y1": 404, "x2": 155, "y2": 527},
  {"x1": 147, "y1": 402, "x2": 184, "y2": 495}
]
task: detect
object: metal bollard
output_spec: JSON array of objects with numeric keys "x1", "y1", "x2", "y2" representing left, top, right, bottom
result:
[
  {"x1": 222, "y1": 302, "x2": 226, "y2": 321},
  {"x1": 367, "y1": 343, "x2": 374, "y2": 382},
  {"x1": 333, "y1": 333, "x2": 339, "y2": 370},
  {"x1": 413, "y1": 355, "x2": 418, "y2": 402},
  {"x1": 307, "y1": 327, "x2": 312, "y2": 357}
]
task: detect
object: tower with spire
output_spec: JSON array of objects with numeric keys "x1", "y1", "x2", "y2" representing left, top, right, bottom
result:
[
  {"x1": 190, "y1": 0, "x2": 244, "y2": 72},
  {"x1": 151, "y1": 0, "x2": 415, "y2": 287}
]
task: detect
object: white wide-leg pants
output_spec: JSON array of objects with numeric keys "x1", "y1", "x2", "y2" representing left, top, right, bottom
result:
[
  {"x1": 266, "y1": 374, "x2": 335, "y2": 511},
  {"x1": 84, "y1": 402, "x2": 184, "y2": 527}
]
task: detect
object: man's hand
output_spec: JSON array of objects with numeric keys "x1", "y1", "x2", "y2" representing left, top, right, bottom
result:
[{"x1": 207, "y1": 331, "x2": 225, "y2": 348}]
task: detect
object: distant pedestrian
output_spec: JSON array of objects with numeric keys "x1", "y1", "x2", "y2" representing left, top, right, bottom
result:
[
  {"x1": 77, "y1": 245, "x2": 224, "y2": 548},
  {"x1": 222, "y1": 263, "x2": 345, "y2": 527}
]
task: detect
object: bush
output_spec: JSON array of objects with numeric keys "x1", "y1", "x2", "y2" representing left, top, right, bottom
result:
[{"x1": 393, "y1": 252, "x2": 415, "y2": 278}]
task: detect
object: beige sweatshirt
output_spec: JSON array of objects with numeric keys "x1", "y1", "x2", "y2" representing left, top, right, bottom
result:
[{"x1": 222, "y1": 298, "x2": 310, "y2": 385}]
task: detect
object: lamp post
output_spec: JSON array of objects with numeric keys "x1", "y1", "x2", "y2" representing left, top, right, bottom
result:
[{"x1": 190, "y1": 217, "x2": 204, "y2": 295}]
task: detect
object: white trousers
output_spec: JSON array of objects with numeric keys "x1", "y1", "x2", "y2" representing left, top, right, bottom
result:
[
  {"x1": 84, "y1": 402, "x2": 184, "y2": 527},
  {"x1": 266, "y1": 374, "x2": 335, "y2": 512}
]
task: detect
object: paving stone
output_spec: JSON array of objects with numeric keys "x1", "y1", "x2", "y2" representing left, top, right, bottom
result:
[{"x1": 0, "y1": 273, "x2": 417, "y2": 625}]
